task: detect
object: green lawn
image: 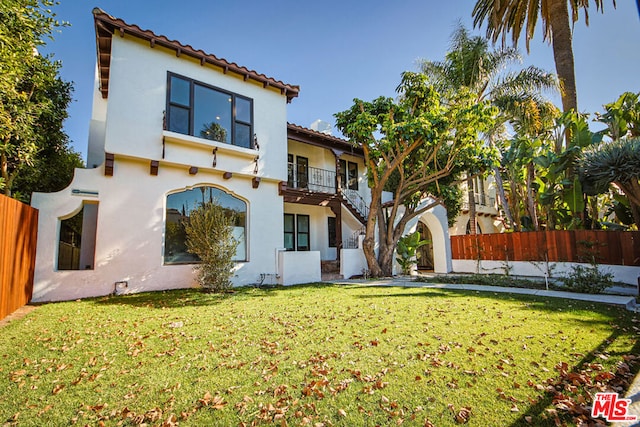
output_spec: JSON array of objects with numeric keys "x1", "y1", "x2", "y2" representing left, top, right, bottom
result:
[{"x1": 0, "y1": 284, "x2": 637, "y2": 426}]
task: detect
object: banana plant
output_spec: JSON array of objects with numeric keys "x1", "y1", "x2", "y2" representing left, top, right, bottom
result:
[{"x1": 396, "y1": 231, "x2": 430, "y2": 275}]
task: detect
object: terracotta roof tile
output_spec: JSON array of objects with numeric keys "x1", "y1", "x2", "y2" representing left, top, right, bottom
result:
[
  {"x1": 92, "y1": 8, "x2": 300, "y2": 102},
  {"x1": 287, "y1": 123, "x2": 363, "y2": 156}
]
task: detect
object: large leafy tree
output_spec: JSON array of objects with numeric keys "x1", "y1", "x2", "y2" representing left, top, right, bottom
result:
[
  {"x1": 335, "y1": 72, "x2": 496, "y2": 277},
  {"x1": 420, "y1": 25, "x2": 558, "y2": 231},
  {"x1": 0, "y1": 0, "x2": 76, "y2": 198},
  {"x1": 472, "y1": 0, "x2": 615, "y2": 129}
]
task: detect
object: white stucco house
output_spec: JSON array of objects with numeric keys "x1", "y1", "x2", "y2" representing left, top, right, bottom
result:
[
  {"x1": 30, "y1": 9, "x2": 452, "y2": 302},
  {"x1": 449, "y1": 174, "x2": 505, "y2": 237}
]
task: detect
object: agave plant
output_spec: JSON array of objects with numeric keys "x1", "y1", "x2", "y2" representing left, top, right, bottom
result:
[{"x1": 580, "y1": 137, "x2": 640, "y2": 226}]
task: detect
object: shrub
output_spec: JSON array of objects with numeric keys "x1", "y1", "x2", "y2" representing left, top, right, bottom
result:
[
  {"x1": 184, "y1": 201, "x2": 239, "y2": 292},
  {"x1": 396, "y1": 231, "x2": 429, "y2": 274},
  {"x1": 560, "y1": 264, "x2": 614, "y2": 294}
]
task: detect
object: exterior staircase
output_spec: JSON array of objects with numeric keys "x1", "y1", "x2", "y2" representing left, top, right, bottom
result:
[
  {"x1": 340, "y1": 188, "x2": 368, "y2": 224},
  {"x1": 321, "y1": 260, "x2": 343, "y2": 281}
]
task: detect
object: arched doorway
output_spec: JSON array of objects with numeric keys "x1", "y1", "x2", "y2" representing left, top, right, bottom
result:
[{"x1": 416, "y1": 221, "x2": 434, "y2": 271}]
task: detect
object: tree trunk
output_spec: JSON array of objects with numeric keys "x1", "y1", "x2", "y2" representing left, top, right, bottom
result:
[
  {"x1": 1, "y1": 152, "x2": 12, "y2": 197},
  {"x1": 493, "y1": 166, "x2": 514, "y2": 229},
  {"x1": 631, "y1": 203, "x2": 640, "y2": 229},
  {"x1": 549, "y1": 0, "x2": 578, "y2": 148},
  {"x1": 377, "y1": 239, "x2": 396, "y2": 277},
  {"x1": 467, "y1": 175, "x2": 477, "y2": 234},
  {"x1": 526, "y1": 162, "x2": 539, "y2": 230},
  {"x1": 362, "y1": 235, "x2": 382, "y2": 277},
  {"x1": 362, "y1": 183, "x2": 384, "y2": 277}
]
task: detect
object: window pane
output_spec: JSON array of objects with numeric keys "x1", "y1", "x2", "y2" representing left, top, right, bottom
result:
[
  {"x1": 284, "y1": 214, "x2": 294, "y2": 232},
  {"x1": 168, "y1": 105, "x2": 190, "y2": 135},
  {"x1": 338, "y1": 159, "x2": 346, "y2": 188},
  {"x1": 297, "y1": 157, "x2": 308, "y2": 188},
  {"x1": 236, "y1": 97, "x2": 251, "y2": 123},
  {"x1": 297, "y1": 234, "x2": 308, "y2": 250},
  {"x1": 284, "y1": 233, "x2": 294, "y2": 251},
  {"x1": 348, "y1": 162, "x2": 359, "y2": 190},
  {"x1": 287, "y1": 154, "x2": 294, "y2": 186},
  {"x1": 328, "y1": 217, "x2": 336, "y2": 248},
  {"x1": 297, "y1": 215, "x2": 309, "y2": 232},
  {"x1": 234, "y1": 123, "x2": 251, "y2": 148},
  {"x1": 194, "y1": 85, "x2": 231, "y2": 143},
  {"x1": 165, "y1": 186, "x2": 247, "y2": 263},
  {"x1": 170, "y1": 76, "x2": 190, "y2": 106}
]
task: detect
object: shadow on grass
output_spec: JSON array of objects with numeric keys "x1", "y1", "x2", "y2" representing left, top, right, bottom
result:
[
  {"x1": 508, "y1": 329, "x2": 640, "y2": 427},
  {"x1": 351, "y1": 284, "x2": 632, "y2": 316},
  {"x1": 352, "y1": 284, "x2": 638, "y2": 426},
  {"x1": 87, "y1": 282, "x2": 345, "y2": 309}
]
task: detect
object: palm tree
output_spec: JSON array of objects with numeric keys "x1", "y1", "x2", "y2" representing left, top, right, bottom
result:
[
  {"x1": 472, "y1": 0, "x2": 615, "y2": 128},
  {"x1": 420, "y1": 25, "x2": 558, "y2": 231}
]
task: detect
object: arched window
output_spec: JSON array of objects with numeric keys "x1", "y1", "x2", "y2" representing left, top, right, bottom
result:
[
  {"x1": 164, "y1": 186, "x2": 247, "y2": 264},
  {"x1": 466, "y1": 220, "x2": 482, "y2": 235}
]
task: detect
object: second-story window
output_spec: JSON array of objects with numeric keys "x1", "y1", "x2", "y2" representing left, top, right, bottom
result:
[
  {"x1": 167, "y1": 73, "x2": 253, "y2": 149},
  {"x1": 339, "y1": 159, "x2": 359, "y2": 191}
]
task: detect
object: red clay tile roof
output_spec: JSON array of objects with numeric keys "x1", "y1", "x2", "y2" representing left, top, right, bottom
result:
[
  {"x1": 93, "y1": 8, "x2": 300, "y2": 102},
  {"x1": 287, "y1": 123, "x2": 363, "y2": 157}
]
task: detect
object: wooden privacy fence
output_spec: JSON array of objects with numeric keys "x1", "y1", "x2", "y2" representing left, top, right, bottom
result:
[
  {"x1": 451, "y1": 231, "x2": 640, "y2": 266},
  {"x1": 0, "y1": 194, "x2": 38, "y2": 320}
]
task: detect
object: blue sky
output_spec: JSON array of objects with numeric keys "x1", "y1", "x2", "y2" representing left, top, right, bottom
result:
[{"x1": 42, "y1": 1, "x2": 639, "y2": 161}]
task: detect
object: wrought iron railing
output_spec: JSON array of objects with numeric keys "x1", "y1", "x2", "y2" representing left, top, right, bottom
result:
[
  {"x1": 341, "y1": 188, "x2": 369, "y2": 220},
  {"x1": 344, "y1": 226, "x2": 366, "y2": 249},
  {"x1": 462, "y1": 194, "x2": 497, "y2": 210},
  {"x1": 287, "y1": 163, "x2": 337, "y2": 193}
]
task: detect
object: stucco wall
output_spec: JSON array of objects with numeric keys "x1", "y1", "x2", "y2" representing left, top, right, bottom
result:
[
  {"x1": 278, "y1": 251, "x2": 321, "y2": 285},
  {"x1": 452, "y1": 259, "x2": 639, "y2": 285},
  {"x1": 103, "y1": 36, "x2": 288, "y2": 181},
  {"x1": 30, "y1": 31, "x2": 294, "y2": 302},
  {"x1": 283, "y1": 203, "x2": 337, "y2": 261},
  {"x1": 32, "y1": 159, "x2": 284, "y2": 302}
]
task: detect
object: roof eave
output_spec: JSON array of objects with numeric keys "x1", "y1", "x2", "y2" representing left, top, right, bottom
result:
[
  {"x1": 287, "y1": 123, "x2": 363, "y2": 157},
  {"x1": 92, "y1": 8, "x2": 300, "y2": 102}
]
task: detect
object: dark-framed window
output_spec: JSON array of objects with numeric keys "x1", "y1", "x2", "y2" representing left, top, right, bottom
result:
[
  {"x1": 167, "y1": 72, "x2": 254, "y2": 148},
  {"x1": 287, "y1": 154, "x2": 294, "y2": 187},
  {"x1": 297, "y1": 215, "x2": 310, "y2": 251},
  {"x1": 328, "y1": 217, "x2": 337, "y2": 248},
  {"x1": 338, "y1": 159, "x2": 359, "y2": 190},
  {"x1": 284, "y1": 213, "x2": 295, "y2": 251},
  {"x1": 165, "y1": 186, "x2": 247, "y2": 264},
  {"x1": 283, "y1": 213, "x2": 310, "y2": 251},
  {"x1": 286, "y1": 155, "x2": 309, "y2": 189},
  {"x1": 296, "y1": 156, "x2": 308, "y2": 189}
]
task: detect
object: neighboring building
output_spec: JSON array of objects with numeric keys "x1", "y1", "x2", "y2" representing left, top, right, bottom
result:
[
  {"x1": 449, "y1": 174, "x2": 505, "y2": 236},
  {"x1": 30, "y1": 9, "x2": 452, "y2": 302}
]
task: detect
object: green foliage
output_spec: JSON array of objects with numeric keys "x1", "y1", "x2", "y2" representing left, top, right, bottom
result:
[
  {"x1": 560, "y1": 264, "x2": 614, "y2": 294},
  {"x1": 395, "y1": 231, "x2": 430, "y2": 274},
  {"x1": 0, "y1": 0, "x2": 73, "y2": 197},
  {"x1": 595, "y1": 91, "x2": 640, "y2": 140},
  {"x1": 581, "y1": 138, "x2": 640, "y2": 191},
  {"x1": 199, "y1": 122, "x2": 227, "y2": 142},
  {"x1": 184, "y1": 201, "x2": 239, "y2": 293},
  {"x1": 335, "y1": 71, "x2": 497, "y2": 276}
]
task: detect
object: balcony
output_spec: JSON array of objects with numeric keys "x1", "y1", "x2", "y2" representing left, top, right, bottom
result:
[
  {"x1": 461, "y1": 193, "x2": 496, "y2": 210},
  {"x1": 287, "y1": 163, "x2": 337, "y2": 194},
  {"x1": 284, "y1": 163, "x2": 368, "y2": 223}
]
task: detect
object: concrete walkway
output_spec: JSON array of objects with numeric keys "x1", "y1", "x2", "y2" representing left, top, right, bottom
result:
[
  {"x1": 330, "y1": 276, "x2": 638, "y2": 311},
  {"x1": 329, "y1": 276, "x2": 639, "y2": 425}
]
